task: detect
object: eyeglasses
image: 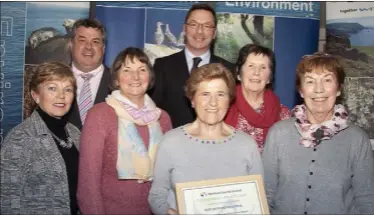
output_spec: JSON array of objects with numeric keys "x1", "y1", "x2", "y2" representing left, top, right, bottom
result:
[{"x1": 186, "y1": 22, "x2": 216, "y2": 31}]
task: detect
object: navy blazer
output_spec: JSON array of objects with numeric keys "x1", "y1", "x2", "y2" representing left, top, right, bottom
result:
[
  {"x1": 0, "y1": 111, "x2": 80, "y2": 214},
  {"x1": 150, "y1": 50, "x2": 234, "y2": 128}
]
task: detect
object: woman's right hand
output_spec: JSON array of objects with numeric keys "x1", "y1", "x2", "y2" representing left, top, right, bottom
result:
[{"x1": 167, "y1": 208, "x2": 178, "y2": 215}]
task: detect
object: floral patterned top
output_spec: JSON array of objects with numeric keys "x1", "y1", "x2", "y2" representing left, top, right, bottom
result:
[{"x1": 235, "y1": 104, "x2": 291, "y2": 153}]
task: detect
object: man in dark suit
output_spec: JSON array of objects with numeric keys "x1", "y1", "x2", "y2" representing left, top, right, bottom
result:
[
  {"x1": 150, "y1": 3, "x2": 234, "y2": 128},
  {"x1": 68, "y1": 18, "x2": 111, "y2": 129}
]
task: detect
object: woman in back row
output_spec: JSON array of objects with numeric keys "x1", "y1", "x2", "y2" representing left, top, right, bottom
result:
[{"x1": 225, "y1": 44, "x2": 290, "y2": 153}]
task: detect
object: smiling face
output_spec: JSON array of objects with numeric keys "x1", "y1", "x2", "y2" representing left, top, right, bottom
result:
[
  {"x1": 239, "y1": 53, "x2": 271, "y2": 94},
  {"x1": 31, "y1": 79, "x2": 75, "y2": 119},
  {"x1": 183, "y1": 9, "x2": 216, "y2": 56},
  {"x1": 299, "y1": 69, "x2": 341, "y2": 123},
  {"x1": 191, "y1": 78, "x2": 230, "y2": 126},
  {"x1": 71, "y1": 26, "x2": 105, "y2": 73},
  {"x1": 117, "y1": 57, "x2": 150, "y2": 103}
]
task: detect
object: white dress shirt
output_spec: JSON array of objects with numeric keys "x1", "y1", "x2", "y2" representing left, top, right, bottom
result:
[
  {"x1": 184, "y1": 48, "x2": 211, "y2": 73},
  {"x1": 72, "y1": 63, "x2": 104, "y2": 102}
]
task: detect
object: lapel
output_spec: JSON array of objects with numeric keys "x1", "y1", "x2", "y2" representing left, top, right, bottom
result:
[
  {"x1": 66, "y1": 124, "x2": 80, "y2": 150},
  {"x1": 209, "y1": 54, "x2": 220, "y2": 63},
  {"x1": 94, "y1": 66, "x2": 111, "y2": 104},
  {"x1": 175, "y1": 50, "x2": 197, "y2": 120},
  {"x1": 176, "y1": 50, "x2": 190, "y2": 81},
  {"x1": 68, "y1": 100, "x2": 82, "y2": 129},
  {"x1": 30, "y1": 110, "x2": 68, "y2": 174},
  {"x1": 31, "y1": 110, "x2": 80, "y2": 150}
]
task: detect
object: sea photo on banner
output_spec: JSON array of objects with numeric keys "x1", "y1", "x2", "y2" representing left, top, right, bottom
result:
[
  {"x1": 23, "y1": 2, "x2": 89, "y2": 118},
  {"x1": 1, "y1": 2, "x2": 27, "y2": 141},
  {"x1": 326, "y1": 2, "x2": 374, "y2": 145}
]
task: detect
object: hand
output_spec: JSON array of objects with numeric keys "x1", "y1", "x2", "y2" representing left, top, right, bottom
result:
[{"x1": 167, "y1": 208, "x2": 178, "y2": 215}]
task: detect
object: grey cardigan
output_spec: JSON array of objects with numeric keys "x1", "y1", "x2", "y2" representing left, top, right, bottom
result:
[
  {"x1": 262, "y1": 118, "x2": 374, "y2": 214},
  {"x1": 148, "y1": 127, "x2": 264, "y2": 214},
  {"x1": 1, "y1": 111, "x2": 80, "y2": 214}
]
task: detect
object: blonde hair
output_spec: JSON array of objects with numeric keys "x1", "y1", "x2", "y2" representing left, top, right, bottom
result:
[{"x1": 27, "y1": 61, "x2": 76, "y2": 112}]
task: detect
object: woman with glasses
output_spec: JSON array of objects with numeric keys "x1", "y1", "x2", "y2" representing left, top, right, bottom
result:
[{"x1": 262, "y1": 53, "x2": 374, "y2": 214}]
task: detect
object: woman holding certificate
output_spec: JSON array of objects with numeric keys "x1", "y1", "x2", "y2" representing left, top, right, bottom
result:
[
  {"x1": 262, "y1": 53, "x2": 374, "y2": 214},
  {"x1": 148, "y1": 63, "x2": 264, "y2": 215}
]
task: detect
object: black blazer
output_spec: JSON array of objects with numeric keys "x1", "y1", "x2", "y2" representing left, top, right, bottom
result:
[
  {"x1": 67, "y1": 67, "x2": 111, "y2": 130},
  {"x1": 150, "y1": 50, "x2": 234, "y2": 128}
]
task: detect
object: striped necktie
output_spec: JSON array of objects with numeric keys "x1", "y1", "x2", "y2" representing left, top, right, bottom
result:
[{"x1": 78, "y1": 73, "x2": 94, "y2": 124}]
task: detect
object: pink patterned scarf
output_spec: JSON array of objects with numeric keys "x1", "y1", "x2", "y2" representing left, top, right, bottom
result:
[
  {"x1": 106, "y1": 90, "x2": 162, "y2": 181},
  {"x1": 292, "y1": 104, "x2": 349, "y2": 148}
]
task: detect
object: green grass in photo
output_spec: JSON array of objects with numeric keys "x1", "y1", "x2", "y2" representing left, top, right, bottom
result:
[{"x1": 352, "y1": 46, "x2": 374, "y2": 56}]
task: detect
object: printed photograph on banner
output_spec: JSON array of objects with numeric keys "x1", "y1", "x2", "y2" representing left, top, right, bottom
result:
[
  {"x1": 144, "y1": 8, "x2": 187, "y2": 65},
  {"x1": 326, "y1": 2, "x2": 374, "y2": 139},
  {"x1": 143, "y1": 9, "x2": 274, "y2": 65},
  {"x1": 214, "y1": 13, "x2": 274, "y2": 63},
  {"x1": 24, "y1": 2, "x2": 89, "y2": 65},
  {"x1": 1, "y1": 2, "x2": 27, "y2": 138},
  {"x1": 23, "y1": 2, "x2": 89, "y2": 119}
]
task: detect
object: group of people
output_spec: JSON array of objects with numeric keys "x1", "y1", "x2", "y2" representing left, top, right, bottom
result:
[{"x1": 1, "y1": 3, "x2": 373, "y2": 215}]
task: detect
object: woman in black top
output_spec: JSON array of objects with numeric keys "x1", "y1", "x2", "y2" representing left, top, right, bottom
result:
[{"x1": 1, "y1": 62, "x2": 80, "y2": 214}]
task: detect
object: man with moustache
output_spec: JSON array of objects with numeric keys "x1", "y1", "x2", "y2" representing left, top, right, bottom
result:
[
  {"x1": 68, "y1": 18, "x2": 111, "y2": 129},
  {"x1": 151, "y1": 3, "x2": 234, "y2": 128}
]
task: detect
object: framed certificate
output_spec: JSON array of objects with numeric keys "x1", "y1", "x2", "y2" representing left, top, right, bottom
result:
[{"x1": 176, "y1": 175, "x2": 269, "y2": 214}]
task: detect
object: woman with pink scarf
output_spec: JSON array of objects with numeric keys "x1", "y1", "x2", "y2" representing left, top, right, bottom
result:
[{"x1": 77, "y1": 47, "x2": 172, "y2": 214}]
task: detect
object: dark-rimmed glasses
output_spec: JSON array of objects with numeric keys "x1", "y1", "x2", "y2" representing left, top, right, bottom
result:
[{"x1": 185, "y1": 22, "x2": 215, "y2": 31}]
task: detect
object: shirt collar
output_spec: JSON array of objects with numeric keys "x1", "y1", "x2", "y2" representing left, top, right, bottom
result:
[
  {"x1": 71, "y1": 63, "x2": 104, "y2": 79},
  {"x1": 184, "y1": 48, "x2": 211, "y2": 63}
]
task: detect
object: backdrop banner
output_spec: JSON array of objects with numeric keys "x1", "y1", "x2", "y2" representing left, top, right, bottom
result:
[
  {"x1": 95, "y1": 1, "x2": 320, "y2": 109},
  {"x1": 326, "y1": 2, "x2": 374, "y2": 147},
  {"x1": 0, "y1": 2, "x2": 89, "y2": 141},
  {"x1": 0, "y1": 1, "x2": 321, "y2": 141}
]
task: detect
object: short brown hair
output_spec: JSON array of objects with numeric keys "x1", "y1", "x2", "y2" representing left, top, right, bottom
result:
[
  {"x1": 185, "y1": 63, "x2": 236, "y2": 103},
  {"x1": 185, "y1": 3, "x2": 217, "y2": 27},
  {"x1": 29, "y1": 61, "x2": 76, "y2": 110},
  {"x1": 110, "y1": 47, "x2": 154, "y2": 91},
  {"x1": 296, "y1": 52, "x2": 345, "y2": 90},
  {"x1": 236, "y1": 44, "x2": 276, "y2": 89},
  {"x1": 71, "y1": 18, "x2": 106, "y2": 42}
]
